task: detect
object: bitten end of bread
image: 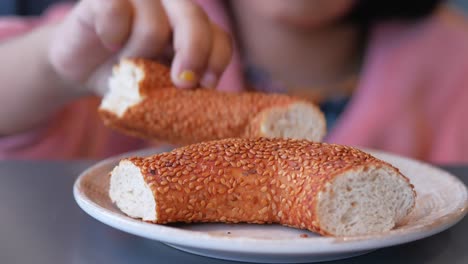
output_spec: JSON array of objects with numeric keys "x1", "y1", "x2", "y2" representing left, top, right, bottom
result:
[
  {"x1": 109, "y1": 160, "x2": 156, "y2": 221},
  {"x1": 316, "y1": 165, "x2": 414, "y2": 236},
  {"x1": 100, "y1": 60, "x2": 145, "y2": 118},
  {"x1": 249, "y1": 102, "x2": 326, "y2": 142}
]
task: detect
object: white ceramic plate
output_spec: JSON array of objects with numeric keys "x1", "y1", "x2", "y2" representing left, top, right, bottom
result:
[{"x1": 74, "y1": 148, "x2": 467, "y2": 263}]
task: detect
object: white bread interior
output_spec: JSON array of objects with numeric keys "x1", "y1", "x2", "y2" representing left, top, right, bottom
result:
[
  {"x1": 109, "y1": 160, "x2": 156, "y2": 221},
  {"x1": 109, "y1": 160, "x2": 414, "y2": 236},
  {"x1": 100, "y1": 62, "x2": 144, "y2": 118},
  {"x1": 317, "y1": 165, "x2": 414, "y2": 236},
  {"x1": 257, "y1": 102, "x2": 326, "y2": 142}
]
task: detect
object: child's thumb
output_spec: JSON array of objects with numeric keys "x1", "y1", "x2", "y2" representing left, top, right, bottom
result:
[{"x1": 49, "y1": 0, "x2": 132, "y2": 84}]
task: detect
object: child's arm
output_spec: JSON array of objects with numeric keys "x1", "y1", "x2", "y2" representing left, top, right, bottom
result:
[
  {"x1": 0, "y1": 24, "x2": 80, "y2": 135},
  {"x1": 0, "y1": 0, "x2": 232, "y2": 136}
]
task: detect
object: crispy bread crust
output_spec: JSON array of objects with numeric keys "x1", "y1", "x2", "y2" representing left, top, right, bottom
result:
[
  {"x1": 121, "y1": 138, "x2": 414, "y2": 236},
  {"x1": 99, "y1": 59, "x2": 325, "y2": 145}
]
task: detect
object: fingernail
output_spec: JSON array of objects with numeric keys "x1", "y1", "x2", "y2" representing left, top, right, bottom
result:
[
  {"x1": 200, "y1": 72, "x2": 218, "y2": 88},
  {"x1": 178, "y1": 70, "x2": 197, "y2": 83}
]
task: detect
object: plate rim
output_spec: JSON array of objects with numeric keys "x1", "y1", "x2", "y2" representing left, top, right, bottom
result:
[{"x1": 73, "y1": 148, "x2": 468, "y2": 255}]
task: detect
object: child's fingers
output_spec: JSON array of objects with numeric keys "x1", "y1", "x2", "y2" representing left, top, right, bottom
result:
[
  {"x1": 200, "y1": 24, "x2": 233, "y2": 89},
  {"x1": 49, "y1": 0, "x2": 133, "y2": 83},
  {"x1": 121, "y1": 0, "x2": 171, "y2": 58},
  {"x1": 92, "y1": 0, "x2": 133, "y2": 51},
  {"x1": 162, "y1": 0, "x2": 213, "y2": 89},
  {"x1": 51, "y1": 0, "x2": 232, "y2": 92}
]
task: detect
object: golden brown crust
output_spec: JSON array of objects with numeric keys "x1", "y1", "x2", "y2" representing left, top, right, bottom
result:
[
  {"x1": 126, "y1": 58, "x2": 173, "y2": 93},
  {"x1": 125, "y1": 138, "x2": 409, "y2": 236},
  {"x1": 99, "y1": 59, "x2": 323, "y2": 145}
]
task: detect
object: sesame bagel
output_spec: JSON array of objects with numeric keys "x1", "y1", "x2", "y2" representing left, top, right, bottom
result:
[
  {"x1": 99, "y1": 59, "x2": 326, "y2": 145},
  {"x1": 109, "y1": 138, "x2": 415, "y2": 237}
]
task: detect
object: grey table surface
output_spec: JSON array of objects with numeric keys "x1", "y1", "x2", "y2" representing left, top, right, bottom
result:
[{"x1": 0, "y1": 161, "x2": 466, "y2": 264}]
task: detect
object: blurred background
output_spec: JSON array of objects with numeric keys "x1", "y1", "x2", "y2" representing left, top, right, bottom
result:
[
  {"x1": 0, "y1": 0, "x2": 468, "y2": 15},
  {"x1": 452, "y1": 0, "x2": 468, "y2": 11}
]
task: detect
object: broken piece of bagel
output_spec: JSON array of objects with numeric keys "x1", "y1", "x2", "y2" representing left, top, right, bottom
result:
[
  {"x1": 99, "y1": 59, "x2": 326, "y2": 145},
  {"x1": 109, "y1": 138, "x2": 415, "y2": 237}
]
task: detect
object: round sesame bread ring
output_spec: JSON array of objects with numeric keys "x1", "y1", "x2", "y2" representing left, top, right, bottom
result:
[
  {"x1": 109, "y1": 138, "x2": 416, "y2": 237},
  {"x1": 99, "y1": 59, "x2": 326, "y2": 145}
]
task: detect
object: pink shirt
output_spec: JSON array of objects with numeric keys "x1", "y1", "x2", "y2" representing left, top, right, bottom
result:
[{"x1": 1, "y1": 2, "x2": 467, "y2": 163}]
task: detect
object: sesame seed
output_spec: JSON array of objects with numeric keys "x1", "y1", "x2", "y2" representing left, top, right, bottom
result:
[{"x1": 259, "y1": 207, "x2": 268, "y2": 214}]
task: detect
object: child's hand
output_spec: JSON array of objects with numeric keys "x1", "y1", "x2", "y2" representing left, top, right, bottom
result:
[{"x1": 49, "y1": 0, "x2": 233, "y2": 95}]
